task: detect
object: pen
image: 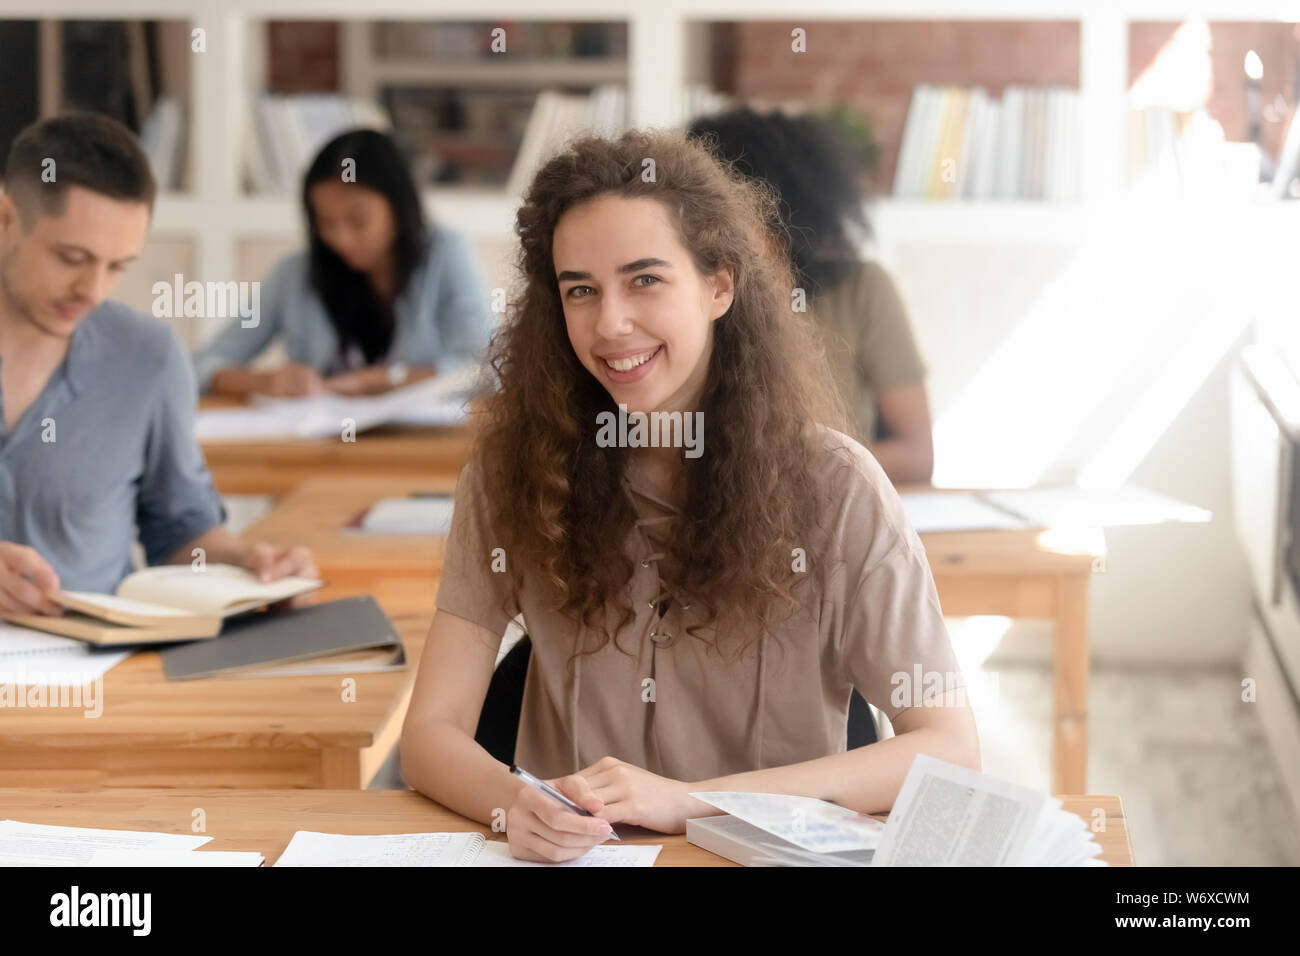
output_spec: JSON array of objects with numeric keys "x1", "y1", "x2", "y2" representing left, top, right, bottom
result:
[{"x1": 510, "y1": 764, "x2": 620, "y2": 841}]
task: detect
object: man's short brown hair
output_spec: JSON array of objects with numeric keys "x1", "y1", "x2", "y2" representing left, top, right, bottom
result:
[{"x1": 3, "y1": 112, "x2": 156, "y2": 227}]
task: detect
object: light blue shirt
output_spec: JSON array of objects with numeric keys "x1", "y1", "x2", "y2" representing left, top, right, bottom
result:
[
  {"x1": 0, "y1": 303, "x2": 226, "y2": 593},
  {"x1": 192, "y1": 224, "x2": 494, "y2": 392}
]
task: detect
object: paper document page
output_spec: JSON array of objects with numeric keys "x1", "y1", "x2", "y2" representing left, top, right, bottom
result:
[{"x1": 0, "y1": 820, "x2": 211, "y2": 866}]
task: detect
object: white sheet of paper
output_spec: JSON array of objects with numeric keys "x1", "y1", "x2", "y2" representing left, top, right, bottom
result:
[
  {"x1": 0, "y1": 820, "x2": 210, "y2": 866},
  {"x1": 86, "y1": 849, "x2": 263, "y2": 867},
  {"x1": 899, "y1": 492, "x2": 1025, "y2": 533},
  {"x1": 0, "y1": 623, "x2": 87, "y2": 656},
  {"x1": 984, "y1": 485, "x2": 1211, "y2": 529},
  {"x1": 197, "y1": 365, "x2": 480, "y2": 442},
  {"x1": 688, "y1": 792, "x2": 885, "y2": 853},
  {"x1": 357, "y1": 497, "x2": 455, "y2": 535},
  {"x1": 273, "y1": 831, "x2": 479, "y2": 867},
  {"x1": 0, "y1": 648, "x2": 132, "y2": 687},
  {"x1": 471, "y1": 840, "x2": 661, "y2": 867}
]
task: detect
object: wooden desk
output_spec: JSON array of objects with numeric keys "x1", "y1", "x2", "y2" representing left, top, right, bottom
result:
[
  {"x1": 0, "y1": 788, "x2": 1135, "y2": 866},
  {"x1": 246, "y1": 476, "x2": 456, "y2": 575},
  {"x1": 198, "y1": 396, "x2": 474, "y2": 497},
  {"x1": 897, "y1": 485, "x2": 1105, "y2": 796},
  {"x1": 252, "y1": 477, "x2": 1104, "y2": 795},
  {"x1": 0, "y1": 580, "x2": 431, "y2": 791}
]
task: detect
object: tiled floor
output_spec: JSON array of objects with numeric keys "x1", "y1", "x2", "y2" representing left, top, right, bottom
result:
[{"x1": 974, "y1": 663, "x2": 1300, "y2": 866}]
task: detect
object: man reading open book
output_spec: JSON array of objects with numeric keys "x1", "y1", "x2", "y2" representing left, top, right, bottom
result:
[{"x1": 0, "y1": 114, "x2": 317, "y2": 616}]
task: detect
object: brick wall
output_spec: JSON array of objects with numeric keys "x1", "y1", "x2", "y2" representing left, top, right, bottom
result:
[
  {"x1": 714, "y1": 21, "x2": 1080, "y2": 195},
  {"x1": 267, "y1": 21, "x2": 339, "y2": 93}
]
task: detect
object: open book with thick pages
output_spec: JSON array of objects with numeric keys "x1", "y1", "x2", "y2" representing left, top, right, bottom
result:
[
  {"x1": 686, "y1": 756, "x2": 1107, "y2": 867},
  {"x1": 1, "y1": 564, "x2": 321, "y2": 645}
]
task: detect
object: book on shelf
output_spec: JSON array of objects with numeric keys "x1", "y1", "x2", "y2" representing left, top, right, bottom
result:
[
  {"x1": 139, "y1": 96, "x2": 184, "y2": 192},
  {"x1": 1, "y1": 565, "x2": 322, "y2": 646},
  {"x1": 504, "y1": 86, "x2": 627, "y2": 196},
  {"x1": 372, "y1": 21, "x2": 626, "y2": 61},
  {"x1": 244, "y1": 94, "x2": 392, "y2": 195},
  {"x1": 893, "y1": 84, "x2": 1080, "y2": 202}
]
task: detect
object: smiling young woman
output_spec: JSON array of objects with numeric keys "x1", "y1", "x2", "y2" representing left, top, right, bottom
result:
[{"x1": 399, "y1": 128, "x2": 978, "y2": 863}]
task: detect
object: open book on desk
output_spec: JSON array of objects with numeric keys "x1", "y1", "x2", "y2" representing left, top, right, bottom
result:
[
  {"x1": 872, "y1": 754, "x2": 1106, "y2": 866},
  {"x1": 1, "y1": 565, "x2": 321, "y2": 645},
  {"x1": 686, "y1": 755, "x2": 1106, "y2": 866},
  {"x1": 196, "y1": 364, "x2": 480, "y2": 441}
]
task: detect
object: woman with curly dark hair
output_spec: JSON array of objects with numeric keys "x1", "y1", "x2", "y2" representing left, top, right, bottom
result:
[
  {"x1": 400, "y1": 128, "x2": 977, "y2": 863},
  {"x1": 688, "y1": 106, "x2": 935, "y2": 485}
]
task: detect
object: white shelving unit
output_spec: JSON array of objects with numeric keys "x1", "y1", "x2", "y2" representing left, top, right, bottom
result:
[{"x1": 8, "y1": 0, "x2": 1300, "y2": 280}]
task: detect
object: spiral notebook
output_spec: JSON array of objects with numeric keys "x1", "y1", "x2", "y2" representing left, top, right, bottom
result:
[{"x1": 0, "y1": 624, "x2": 133, "y2": 685}]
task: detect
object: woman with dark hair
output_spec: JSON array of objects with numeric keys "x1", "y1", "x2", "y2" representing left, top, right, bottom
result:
[
  {"x1": 399, "y1": 129, "x2": 977, "y2": 862},
  {"x1": 195, "y1": 128, "x2": 492, "y2": 397},
  {"x1": 687, "y1": 107, "x2": 935, "y2": 485}
]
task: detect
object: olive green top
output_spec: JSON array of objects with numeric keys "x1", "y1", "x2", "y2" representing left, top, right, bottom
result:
[{"x1": 813, "y1": 261, "x2": 927, "y2": 444}]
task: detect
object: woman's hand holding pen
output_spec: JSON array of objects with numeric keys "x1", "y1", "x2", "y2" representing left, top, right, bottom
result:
[
  {"x1": 505, "y1": 774, "x2": 614, "y2": 862},
  {"x1": 577, "y1": 756, "x2": 716, "y2": 834}
]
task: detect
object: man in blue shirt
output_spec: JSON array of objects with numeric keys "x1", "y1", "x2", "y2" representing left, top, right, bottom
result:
[{"x1": 0, "y1": 113, "x2": 316, "y2": 614}]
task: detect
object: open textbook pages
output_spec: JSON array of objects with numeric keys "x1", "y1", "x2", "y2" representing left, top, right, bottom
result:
[
  {"x1": 686, "y1": 757, "x2": 1106, "y2": 867},
  {"x1": 273, "y1": 830, "x2": 660, "y2": 867},
  {"x1": 196, "y1": 364, "x2": 481, "y2": 441},
  {"x1": 871, "y1": 754, "x2": 1106, "y2": 866},
  {"x1": 689, "y1": 792, "x2": 884, "y2": 853},
  {"x1": 3, "y1": 565, "x2": 321, "y2": 645}
]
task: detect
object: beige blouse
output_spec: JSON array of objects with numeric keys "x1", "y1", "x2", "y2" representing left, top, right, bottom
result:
[{"x1": 434, "y1": 424, "x2": 964, "y2": 782}]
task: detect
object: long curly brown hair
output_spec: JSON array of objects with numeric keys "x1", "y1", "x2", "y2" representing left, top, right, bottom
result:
[{"x1": 474, "y1": 128, "x2": 849, "y2": 662}]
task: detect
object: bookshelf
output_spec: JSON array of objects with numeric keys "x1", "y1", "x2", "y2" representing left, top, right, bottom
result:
[{"x1": 6, "y1": 0, "x2": 1300, "y2": 284}]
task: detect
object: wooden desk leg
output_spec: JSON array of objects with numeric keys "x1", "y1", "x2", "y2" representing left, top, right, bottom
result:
[
  {"x1": 320, "y1": 748, "x2": 362, "y2": 789},
  {"x1": 1052, "y1": 573, "x2": 1090, "y2": 794}
]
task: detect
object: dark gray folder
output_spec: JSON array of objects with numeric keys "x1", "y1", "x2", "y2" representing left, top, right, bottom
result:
[{"x1": 161, "y1": 595, "x2": 406, "y2": 680}]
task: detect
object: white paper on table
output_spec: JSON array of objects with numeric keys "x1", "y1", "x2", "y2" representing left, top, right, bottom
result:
[
  {"x1": 983, "y1": 485, "x2": 1211, "y2": 529},
  {"x1": 273, "y1": 831, "x2": 481, "y2": 867},
  {"x1": 688, "y1": 792, "x2": 885, "y2": 853},
  {"x1": 355, "y1": 497, "x2": 455, "y2": 535},
  {"x1": 0, "y1": 820, "x2": 211, "y2": 866},
  {"x1": 86, "y1": 848, "x2": 264, "y2": 867},
  {"x1": 196, "y1": 368, "x2": 478, "y2": 441},
  {"x1": 0, "y1": 648, "x2": 132, "y2": 687},
  {"x1": 899, "y1": 492, "x2": 1026, "y2": 533},
  {"x1": 471, "y1": 840, "x2": 661, "y2": 867},
  {"x1": 0, "y1": 623, "x2": 88, "y2": 656}
]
